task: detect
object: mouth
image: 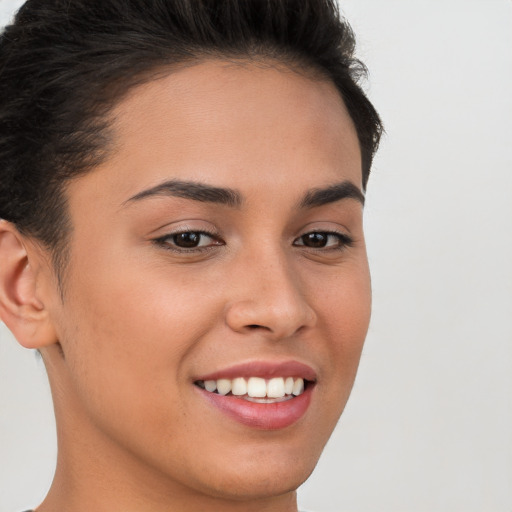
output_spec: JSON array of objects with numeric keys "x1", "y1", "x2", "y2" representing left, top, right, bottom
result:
[
  {"x1": 193, "y1": 361, "x2": 317, "y2": 429},
  {"x1": 194, "y1": 376, "x2": 310, "y2": 403}
]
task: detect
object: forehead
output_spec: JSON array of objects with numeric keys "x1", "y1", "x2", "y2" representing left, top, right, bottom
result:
[{"x1": 68, "y1": 59, "x2": 362, "y2": 210}]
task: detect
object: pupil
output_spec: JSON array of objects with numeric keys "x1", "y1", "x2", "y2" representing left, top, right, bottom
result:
[
  {"x1": 304, "y1": 233, "x2": 327, "y2": 248},
  {"x1": 174, "y1": 232, "x2": 200, "y2": 248}
]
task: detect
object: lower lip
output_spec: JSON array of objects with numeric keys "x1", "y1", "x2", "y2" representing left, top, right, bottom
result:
[{"x1": 197, "y1": 385, "x2": 314, "y2": 430}]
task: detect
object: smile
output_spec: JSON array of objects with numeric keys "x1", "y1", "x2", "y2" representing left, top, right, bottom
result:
[
  {"x1": 194, "y1": 361, "x2": 316, "y2": 429},
  {"x1": 195, "y1": 376, "x2": 306, "y2": 403}
]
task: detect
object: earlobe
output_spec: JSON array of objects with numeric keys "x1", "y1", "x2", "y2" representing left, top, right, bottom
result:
[{"x1": 0, "y1": 220, "x2": 58, "y2": 349}]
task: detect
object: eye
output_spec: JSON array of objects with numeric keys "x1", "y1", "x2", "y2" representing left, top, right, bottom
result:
[
  {"x1": 293, "y1": 231, "x2": 353, "y2": 250},
  {"x1": 154, "y1": 230, "x2": 223, "y2": 251}
]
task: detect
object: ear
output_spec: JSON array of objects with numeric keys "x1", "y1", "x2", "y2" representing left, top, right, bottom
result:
[{"x1": 0, "y1": 220, "x2": 58, "y2": 349}]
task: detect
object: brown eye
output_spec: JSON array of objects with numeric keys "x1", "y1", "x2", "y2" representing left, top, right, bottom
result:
[
  {"x1": 293, "y1": 231, "x2": 353, "y2": 250},
  {"x1": 301, "y1": 233, "x2": 329, "y2": 248},
  {"x1": 173, "y1": 232, "x2": 202, "y2": 248},
  {"x1": 154, "y1": 230, "x2": 223, "y2": 252}
]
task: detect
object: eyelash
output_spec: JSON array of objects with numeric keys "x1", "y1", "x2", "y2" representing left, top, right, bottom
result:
[
  {"x1": 153, "y1": 229, "x2": 222, "y2": 253},
  {"x1": 293, "y1": 230, "x2": 354, "y2": 251},
  {"x1": 153, "y1": 229, "x2": 353, "y2": 253}
]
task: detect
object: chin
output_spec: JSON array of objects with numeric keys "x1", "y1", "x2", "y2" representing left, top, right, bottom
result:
[
  {"x1": 175, "y1": 433, "x2": 324, "y2": 501},
  {"x1": 200, "y1": 457, "x2": 316, "y2": 501}
]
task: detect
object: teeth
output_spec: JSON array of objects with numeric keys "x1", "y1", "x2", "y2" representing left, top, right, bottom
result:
[
  {"x1": 267, "y1": 377, "x2": 285, "y2": 398},
  {"x1": 292, "y1": 378, "x2": 304, "y2": 396},
  {"x1": 216, "y1": 379, "x2": 232, "y2": 395},
  {"x1": 232, "y1": 377, "x2": 247, "y2": 396},
  {"x1": 197, "y1": 376, "x2": 307, "y2": 398},
  {"x1": 284, "y1": 377, "x2": 294, "y2": 395},
  {"x1": 247, "y1": 377, "x2": 267, "y2": 397},
  {"x1": 205, "y1": 380, "x2": 217, "y2": 392}
]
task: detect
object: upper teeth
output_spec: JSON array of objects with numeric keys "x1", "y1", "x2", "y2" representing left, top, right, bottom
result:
[{"x1": 199, "y1": 377, "x2": 305, "y2": 398}]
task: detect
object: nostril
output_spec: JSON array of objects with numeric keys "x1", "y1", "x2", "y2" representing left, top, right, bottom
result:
[{"x1": 246, "y1": 324, "x2": 274, "y2": 332}]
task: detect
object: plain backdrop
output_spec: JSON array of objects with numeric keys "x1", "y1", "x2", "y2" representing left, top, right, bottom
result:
[{"x1": 1, "y1": 1, "x2": 511, "y2": 511}]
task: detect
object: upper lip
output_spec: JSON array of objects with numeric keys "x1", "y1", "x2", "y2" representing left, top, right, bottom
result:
[{"x1": 195, "y1": 360, "x2": 317, "y2": 382}]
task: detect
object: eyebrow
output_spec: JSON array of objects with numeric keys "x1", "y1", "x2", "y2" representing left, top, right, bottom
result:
[
  {"x1": 298, "y1": 181, "x2": 365, "y2": 208},
  {"x1": 124, "y1": 179, "x2": 243, "y2": 208},
  {"x1": 124, "y1": 178, "x2": 364, "y2": 210}
]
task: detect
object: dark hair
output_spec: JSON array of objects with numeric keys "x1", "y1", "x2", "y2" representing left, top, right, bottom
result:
[{"x1": 0, "y1": 0, "x2": 382, "y2": 275}]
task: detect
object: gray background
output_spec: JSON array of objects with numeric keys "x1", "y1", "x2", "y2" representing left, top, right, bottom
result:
[{"x1": 1, "y1": 0, "x2": 511, "y2": 511}]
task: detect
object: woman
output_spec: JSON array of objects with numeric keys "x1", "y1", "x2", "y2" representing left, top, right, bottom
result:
[{"x1": 0, "y1": 1, "x2": 382, "y2": 510}]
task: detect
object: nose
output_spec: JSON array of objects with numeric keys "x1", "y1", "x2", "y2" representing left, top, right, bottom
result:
[{"x1": 224, "y1": 252, "x2": 317, "y2": 340}]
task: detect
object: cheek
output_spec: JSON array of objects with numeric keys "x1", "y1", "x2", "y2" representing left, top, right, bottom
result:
[
  {"x1": 66, "y1": 251, "x2": 218, "y2": 348},
  {"x1": 54, "y1": 261, "x2": 226, "y2": 466},
  {"x1": 318, "y1": 255, "x2": 371, "y2": 327},
  {"x1": 57, "y1": 255, "x2": 220, "y2": 414},
  {"x1": 315, "y1": 261, "x2": 371, "y2": 382}
]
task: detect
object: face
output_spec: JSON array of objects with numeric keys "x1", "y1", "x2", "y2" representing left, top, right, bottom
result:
[{"x1": 43, "y1": 60, "x2": 371, "y2": 505}]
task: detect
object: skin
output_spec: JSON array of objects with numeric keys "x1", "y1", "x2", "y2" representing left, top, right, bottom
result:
[{"x1": 0, "y1": 60, "x2": 371, "y2": 512}]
